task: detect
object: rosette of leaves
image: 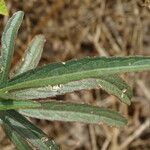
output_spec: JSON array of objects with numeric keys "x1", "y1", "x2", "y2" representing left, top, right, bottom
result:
[{"x1": 0, "y1": 11, "x2": 149, "y2": 150}]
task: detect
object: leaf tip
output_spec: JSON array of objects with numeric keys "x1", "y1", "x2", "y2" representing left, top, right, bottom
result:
[{"x1": 13, "y1": 10, "x2": 24, "y2": 18}]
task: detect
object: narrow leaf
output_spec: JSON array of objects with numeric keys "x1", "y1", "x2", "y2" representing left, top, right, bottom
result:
[
  {"x1": 0, "y1": 56, "x2": 149, "y2": 92},
  {"x1": 9, "y1": 75, "x2": 132, "y2": 105},
  {"x1": 19, "y1": 101, "x2": 127, "y2": 127},
  {"x1": 2, "y1": 123, "x2": 32, "y2": 150},
  {"x1": 96, "y1": 75, "x2": 132, "y2": 105},
  {"x1": 13, "y1": 35, "x2": 46, "y2": 76},
  {"x1": 0, "y1": 0, "x2": 8, "y2": 16},
  {"x1": 0, "y1": 11, "x2": 24, "y2": 83},
  {"x1": 0, "y1": 110, "x2": 58, "y2": 150},
  {"x1": 0, "y1": 98, "x2": 40, "y2": 110}
]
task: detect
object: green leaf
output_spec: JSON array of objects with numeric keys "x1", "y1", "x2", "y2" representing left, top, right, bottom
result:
[
  {"x1": 0, "y1": 98, "x2": 41, "y2": 110},
  {"x1": 9, "y1": 75, "x2": 132, "y2": 105},
  {"x1": 19, "y1": 100, "x2": 127, "y2": 127},
  {"x1": 0, "y1": 56, "x2": 149, "y2": 92},
  {"x1": 0, "y1": 110, "x2": 58, "y2": 150},
  {"x1": 0, "y1": 0, "x2": 8, "y2": 16},
  {"x1": 96, "y1": 75, "x2": 132, "y2": 105},
  {"x1": 13, "y1": 35, "x2": 45, "y2": 76},
  {"x1": 0, "y1": 11, "x2": 24, "y2": 83},
  {"x1": 2, "y1": 123, "x2": 32, "y2": 150}
]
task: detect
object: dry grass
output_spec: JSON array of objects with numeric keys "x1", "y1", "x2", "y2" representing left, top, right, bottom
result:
[{"x1": 0, "y1": 0, "x2": 150, "y2": 150}]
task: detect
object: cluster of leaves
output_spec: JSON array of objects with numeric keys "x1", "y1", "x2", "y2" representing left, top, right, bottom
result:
[{"x1": 0, "y1": 11, "x2": 149, "y2": 150}]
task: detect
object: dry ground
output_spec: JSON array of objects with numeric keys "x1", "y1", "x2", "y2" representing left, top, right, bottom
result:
[{"x1": 0, "y1": 0, "x2": 150, "y2": 150}]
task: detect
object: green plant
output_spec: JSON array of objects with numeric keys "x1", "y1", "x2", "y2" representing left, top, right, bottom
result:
[
  {"x1": 0, "y1": 0, "x2": 8, "y2": 16},
  {"x1": 0, "y1": 11, "x2": 149, "y2": 150}
]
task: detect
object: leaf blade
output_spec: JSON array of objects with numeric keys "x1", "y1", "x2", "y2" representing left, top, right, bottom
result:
[
  {"x1": 9, "y1": 75, "x2": 132, "y2": 105},
  {"x1": 0, "y1": 11, "x2": 24, "y2": 83},
  {"x1": 0, "y1": 56, "x2": 149, "y2": 92},
  {"x1": 96, "y1": 75, "x2": 132, "y2": 105},
  {"x1": 0, "y1": 98, "x2": 41, "y2": 110},
  {"x1": 2, "y1": 123, "x2": 32, "y2": 150},
  {"x1": 0, "y1": 110, "x2": 58, "y2": 150},
  {"x1": 19, "y1": 100, "x2": 127, "y2": 128},
  {"x1": 13, "y1": 35, "x2": 45, "y2": 76}
]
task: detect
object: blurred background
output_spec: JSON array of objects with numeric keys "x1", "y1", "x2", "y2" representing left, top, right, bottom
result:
[{"x1": 0, "y1": 0, "x2": 150, "y2": 150}]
